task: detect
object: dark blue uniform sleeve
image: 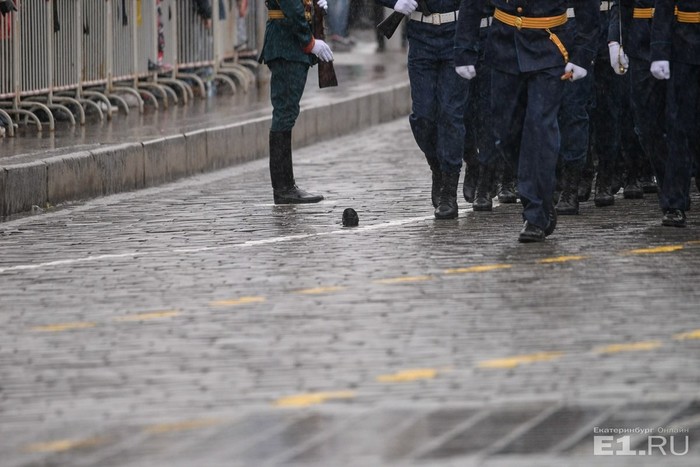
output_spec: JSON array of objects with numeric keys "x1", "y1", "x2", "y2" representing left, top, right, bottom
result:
[
  {"x1": 454, "y1": 0, "x2": 486, "y2": 67},
  {"x1": 650, "y1": 0, "x2": 675, "y2": 61}
]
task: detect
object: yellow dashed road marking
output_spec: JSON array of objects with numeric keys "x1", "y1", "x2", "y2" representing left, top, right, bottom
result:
[
  {"x1": 686, "y1": 240, "x2": 700, "y2": 245},
  {"x1": 115, "y1": 310, "x2": 180, "y2": 322},
  {"x1": 673, "y1": 329, "x2": 700, "y2": 341},
  {"x1": 376, "y1": 368, "x2": 438, "y2": 383},
  {"x1": 374, "y1": 275, "x2": 433, "y2": 284},
  {"x1": 209, "y1": 296, "x2": 266, "y2": 307},
  {"x1": 295, "y1": 286, "x2": 346, "y2": 295},
  {"x1": 478, "y1": 352, "x2": 564, "y2": 369},
  {"x1": 444, "y1": 264, "x2": 512, "y2": 274},
  {"x1": 626, "y1": 245, "x2": 684, "y2": 255},
  {"x1": 31, "y1": 322, "x2": 96, "y2": 332},
  {"x1": 25, "y1": 437, "x2": 104, "y2": 453},
  {"x1": 537, "y1": 255, "x2": 587, "y2": 264},
  {"x1": 273, "y1": 391, "x2": 355, "y2": 407},
  {"x1": 145, "y1": 418, "x2": 223, "y2": 434},
  {"x1": 596, "y1": 340, "x2": 663, "y2": 354}
]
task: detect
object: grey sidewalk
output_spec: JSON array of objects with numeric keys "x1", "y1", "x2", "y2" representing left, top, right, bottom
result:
[{"x1": 0, "y1": 39, "x2": 410, "y2": 219}]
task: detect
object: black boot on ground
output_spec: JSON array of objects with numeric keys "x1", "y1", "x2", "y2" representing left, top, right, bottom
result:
[
  {"x1": 473, "y1": 163, "x2": 495, "y2": 212},
  {"x1": 623, "y1": 173, "x2": 644, "y2": 199},
  {"x1": 594, "y1": 170, "x2": 615, "y2": 207},
  {"x1": 462, "y1": 159, "x2": 479, "y2": 203},
  {"x1": 435, "y1": 171, "x2": 460, "y2": 219},
  {"x1": 498, "y1": 164, "x2": 517, "y2": 203},
  {"x1": 427, "y1": 157, "x2": 442, "y2": 208},
  {"x1": 555, "y1": 164, "x2": 581, "y2": 215},
  {"x1": 269, "y1": 131, "x2": 324, "y2": 204}
]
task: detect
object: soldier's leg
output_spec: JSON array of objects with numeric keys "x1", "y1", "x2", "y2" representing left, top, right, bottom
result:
[
  {"x1": 518, "y1": 67, "x2": 564, "y2": 234},
  {"x1": 628, "y1": 56, "x2": 668, "y2": 197},
  {"x1": 556, "y1": 73, "x2": 592, "y2": 215},
  {"x1": 407, "y1": 41, "x2": 440, "y2": 208},
  {"x1": 462, "y1": 78, "x2": 479, "y2": 203},
  {"x1": 660, "y1": 61, "x2": 699, "y2": 227},
  {"x1": 268, "y1": 60, "x2": 322, "y2": 204},
  {"x1": 434, "y1": 59, "x2": 468, "y2": 219}
]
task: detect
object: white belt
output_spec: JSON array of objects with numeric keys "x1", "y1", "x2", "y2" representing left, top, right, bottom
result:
[
  {"x1": 567, "y1": 1, "x2": 612, "y2": 17},
  {"x1": 410, "y1": 10, "x2": 459, "y2": 25},
  {"x1": 480, "y1": 17, "x2": 492, "y2": 28}
]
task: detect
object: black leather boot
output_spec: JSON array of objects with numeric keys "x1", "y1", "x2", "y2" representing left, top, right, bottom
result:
[
  {"x1": 498, "y1": 163, "x2": 517, "y2": 203},
  {"x1": 473, "y1": 163, "x2": 495, "y2": 212},
  {"x1": 594, "y1": 169, "x2": 615, "y2": 207},
  {"x1": 555, "y1": 163, "x2": 581, "y2": 215},
  {"x1": 269, "y1": 131, "x2": 323, "y2": 204},
  {"x1": 426, "y1": 157, "x2": 442, "y2": 208},
  {"x1": 435, "y1": 171, "x2": 460, "y2": 219},
  {"x1": 623, "y1": 171, "x2": 644, "y2": 199},
  {"x1": 462, "y1": 152, "x2": 479, "y2": 203}
]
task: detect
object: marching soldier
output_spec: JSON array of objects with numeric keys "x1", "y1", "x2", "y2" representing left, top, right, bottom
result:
[
  {"x1": 376, "y1": 0, "x2": 470, "y2": 219},
  {"x1": 650, "y1": 0, "x2": 700, "y2": 227},
  {"x1": 608, "y1": 0, "x2": 668, "y2": 200},
  {"x1": 462, "y1": 6, "x2": 496, "y2": 212},
  {"x1": 456, "y1": 0, "x2": 600, "y2": 242},
  {"x1": 259, "y1": 0, "x2": 333, "y2": 204}
]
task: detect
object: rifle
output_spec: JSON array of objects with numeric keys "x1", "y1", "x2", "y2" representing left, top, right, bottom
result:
[
  {"x1": 377, "y1": 0, "x2": 431, "y2": 40},
  {"x1": 313, "y1": 0, "x2": 338, "y2": 88}
]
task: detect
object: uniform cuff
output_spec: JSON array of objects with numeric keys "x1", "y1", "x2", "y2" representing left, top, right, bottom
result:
[{"x1": 303, "y1": 37, "x2": 316, "y2": 54}]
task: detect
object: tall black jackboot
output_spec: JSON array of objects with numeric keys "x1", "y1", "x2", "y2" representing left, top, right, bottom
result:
[
  {"x1": 462, "y1": 151, "x2": 479, "y2": 203},
  {"x1": 435, "y1": 171, "x2": 460, "y2": 219},
  {"x1": 498, "y1": 163, "x2": 517, "y2": 203},
  {"x1": 269, "y1": 131, "x2": 323, "y2": 204},
  {"x1": 623, "y1": 166, "x2": 644, "y2": 199},
  {"x1": 473, "y1": 163, "x2": 495, "y2": 212},
  {"x1": 555, "y1": 163, "x2": 582, "y2": 215},
  {"x1": 579, "y1": 154, "x2": 594, "y2": 202},
  {"x1": 426, "y1": 157, "x2": 442, "y2": 208},
  {"x1": 594, "y1": 168, "x2": 615, "y2": 207}
]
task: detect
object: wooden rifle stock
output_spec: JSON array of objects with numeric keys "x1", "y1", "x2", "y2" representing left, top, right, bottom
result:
[
  {"x1": 377, "y1": 12, "x2": 405, "y2": 40},
  {"x1": 377, "y1": 1, "x2": 431, "y2": 40},
  {"x1": 313, "y1": 1, "x2": 338, "y2": 88}
]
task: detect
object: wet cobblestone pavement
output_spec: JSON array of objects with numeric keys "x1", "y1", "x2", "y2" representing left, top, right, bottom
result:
[{"x1": 1, "y1": 117, "x2": 700, "y2": 466}]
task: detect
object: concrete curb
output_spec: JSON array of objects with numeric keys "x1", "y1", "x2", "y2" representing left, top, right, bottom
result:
[{"x1": 0, "y1": 82, "x2": 410, "y2": 218}]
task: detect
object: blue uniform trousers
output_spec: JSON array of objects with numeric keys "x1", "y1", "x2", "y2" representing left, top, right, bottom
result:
[
  {"x1": 558, "y1": 74, "x2": 592, "y2": 169},
  {"x1": 659, "y1": 61, "x2": 700, "y2": 212},
  {"x1": 628, "y1": 56, "x2": 667, "y2": 187},
  {"x1": 492, "y1": 66, "x2": 564, "y2": 229},
  {"x1": 463, "y1": 27, "x2": 494, "y2": 166},
  {"x1": 408, "y1": 22, "x2": 469, "y2": 174}
]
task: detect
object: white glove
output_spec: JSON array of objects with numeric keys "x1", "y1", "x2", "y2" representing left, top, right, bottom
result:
[
  {"x1": 608, "y1": 41, "x2": 629, "y2": 75},
  {"x1": 394, "y1": 0, "x2": 417, "y2": 15},
  {"x1": 311, "y1": 39, "x2": 334, "y2": 62},
  {"x1": 317, "y1": 0, "x2": 328, "y2": 11},
  {"x1": 564, "y1": 62, "x2": 587, "y2": 81},
  {"x1": 455, "y1": 65, "x2": 476, "y2": 80},
  {"x1": 650, "y1": 60, "x2": 671, "y2": 80}
]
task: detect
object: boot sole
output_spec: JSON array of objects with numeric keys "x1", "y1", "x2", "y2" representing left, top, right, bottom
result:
[
  {"x1": 274, "y1": 197, "x2": 324, "y2": 204},
  {"x1": 594, "y1": 199, "x2": 615, "y2": 208},
  {"x1": 434, "y1": 212, "x2": 458, "y2": 220},
  {"x1": 662, "y1": 219, "x2": 686, "y2": 228},
  {"x1": 555, "y1": 207, "x2": 579, "y2": 215}
]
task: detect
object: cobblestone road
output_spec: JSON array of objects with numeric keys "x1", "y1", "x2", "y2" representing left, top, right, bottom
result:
[{"x1": 1, "y1": 118, "x2": 699, "y2": 466}]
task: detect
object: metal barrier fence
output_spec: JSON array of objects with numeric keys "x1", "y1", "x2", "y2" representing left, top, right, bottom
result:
[{"x1": 0, "y1": 0, "x2": 257, "y2": 135}]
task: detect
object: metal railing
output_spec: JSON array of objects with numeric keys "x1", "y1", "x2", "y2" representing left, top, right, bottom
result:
[{"x1": 0, "y1": 0, "x2": 258, "y2": 135}]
